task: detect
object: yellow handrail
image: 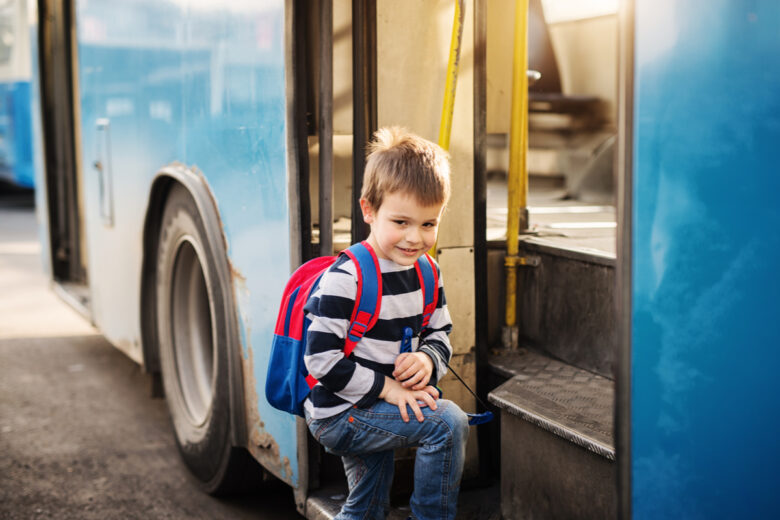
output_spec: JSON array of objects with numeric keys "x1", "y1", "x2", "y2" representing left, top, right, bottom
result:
[
  {"x1": 504, "y1": 0, "x2": 529, "y2": 348},
  {"x1": 438, "y1": 0, "x2": 465, "y2": 152},
  {"x1": 430, "y1": 0, "x2": 465, "y2": 258}
]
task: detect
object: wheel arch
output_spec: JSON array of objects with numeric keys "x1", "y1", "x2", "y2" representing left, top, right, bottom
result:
[{"x1": 140, "y1": 163, "x2": 247, "y2": 449}]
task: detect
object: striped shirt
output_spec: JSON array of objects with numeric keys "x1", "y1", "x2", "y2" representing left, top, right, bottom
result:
[{"x1": 303, "y1": 254, "x2": 453, "y2": 419}]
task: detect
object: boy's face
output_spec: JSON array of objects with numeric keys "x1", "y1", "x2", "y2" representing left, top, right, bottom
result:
[{"x1": 361, "y1": 191, "x2": 444, "y2": 266}]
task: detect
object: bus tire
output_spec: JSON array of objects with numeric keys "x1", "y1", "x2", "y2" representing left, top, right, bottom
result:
[{"x1": 155, "y1": 183, "x2": 249, "y2": 495}]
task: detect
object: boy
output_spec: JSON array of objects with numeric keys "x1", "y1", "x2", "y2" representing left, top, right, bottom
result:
[{"x1": 303, "y1": 127, "x2": 468, "y2": 520}]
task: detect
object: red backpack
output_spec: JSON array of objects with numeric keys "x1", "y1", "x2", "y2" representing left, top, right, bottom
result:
[{"x1": 265, "y1": 241, "x2": 438, "y2": 416}]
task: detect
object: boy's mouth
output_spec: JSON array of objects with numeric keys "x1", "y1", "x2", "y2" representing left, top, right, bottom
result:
[{"x1": 397, "y1": 246, "x2": 419, "y2": 256}]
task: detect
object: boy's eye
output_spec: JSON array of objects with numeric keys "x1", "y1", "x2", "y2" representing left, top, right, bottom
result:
[
  {"x1": 423, "y1": 222, "x2": 436, "y2": 228},
  {"x1": 393, "y1": 220, "x2": 407, "y2": 226}
]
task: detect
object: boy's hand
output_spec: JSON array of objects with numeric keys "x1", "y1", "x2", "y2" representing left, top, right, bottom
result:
[
  {"x1": 379, "y1": 377, "x2": 438, "y2": 423},
  {"x1": 393, "y1": 352, "x2": 434, "y2": 390}
]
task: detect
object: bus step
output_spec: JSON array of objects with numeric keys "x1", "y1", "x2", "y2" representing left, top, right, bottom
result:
[
  {"x1": 487, "y1": 239, "x2": 616, "y2": 379},
  {"x1": 488, "y1": 349, "x2": 616, "y2": 519},
  {"x1": 305, "y1": 480, "x2": 501, "y2": 519},
  {"x1": 304, "y1": 486, "x2": 347, "y2": 520}
]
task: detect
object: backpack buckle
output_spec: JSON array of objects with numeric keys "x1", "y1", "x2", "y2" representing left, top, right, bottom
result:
[
  {"x1": 422, "y1": 312, "x2": 433, "y2": 328},
  {"x1": 348, "y1": 310, "x2": 372, "y2": 342},
  {"x1": 348, "y1": 321, "x2": 367, "y2": 340}
]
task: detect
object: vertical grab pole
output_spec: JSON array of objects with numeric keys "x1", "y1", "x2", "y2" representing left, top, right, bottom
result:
[
  {"x1": 438, "y1": 0, "x2": 466, "y2": 152},
  {"x1": 503, "y1": 0, "x2": 529, "y2": 350},
  {"x1": 351, "y1": 0, "x2": 377, "y2": 244},
  {"x1": 319, "y1": 0, "x2": 334, "y2": 256},
  {"x1": 430, "y1": 0, "x2": 466, "y2": 258}
]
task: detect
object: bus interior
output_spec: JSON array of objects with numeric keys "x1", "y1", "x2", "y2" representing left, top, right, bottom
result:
[{"x1": 296, "y1": 1, "x2": 619, "y2": 517}]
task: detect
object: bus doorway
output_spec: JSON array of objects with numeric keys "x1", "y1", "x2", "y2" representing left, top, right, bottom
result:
[{"x1": 37, "y1": 0, "x2": 87, "y2": 305}]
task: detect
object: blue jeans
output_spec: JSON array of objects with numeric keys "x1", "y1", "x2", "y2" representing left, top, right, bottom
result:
[{"x1": 305, "y1": 399, "x2": 469, "y2": 520}]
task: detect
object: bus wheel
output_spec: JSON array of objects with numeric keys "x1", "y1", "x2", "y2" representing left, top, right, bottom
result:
[{"x1": 156, "y1": 183, "x2": 249, "y2": 495}]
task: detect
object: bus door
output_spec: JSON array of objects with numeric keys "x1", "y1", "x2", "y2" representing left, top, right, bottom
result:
[
  {"x1": 37, "y1": 0, "x2": 88, "y2": 306},
  {"x1": 621, "y1": 1, "x2": 780, "y2": 516}
]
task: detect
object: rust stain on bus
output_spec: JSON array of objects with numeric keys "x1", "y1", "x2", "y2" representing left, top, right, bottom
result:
[
  {"x1": 223, "y1": 237, "x2": 288, "y2": 480},
  {"x1": 242, "y1": 342, "x2": 292, "y2": 483},
  {"x1": 192, "y1": 167, "x2": 291, "y2": 483},
  {"x1": 228, "y1": 257, "x2": 247, "y2": 285}
]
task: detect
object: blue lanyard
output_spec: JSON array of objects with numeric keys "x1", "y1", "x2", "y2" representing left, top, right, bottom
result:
[
  {"x1": 402, "y1": 333, "x2": 494, "y2": 426},
  {"x1": 401, "y1": 327, "x2": 414, "y2": 354}
]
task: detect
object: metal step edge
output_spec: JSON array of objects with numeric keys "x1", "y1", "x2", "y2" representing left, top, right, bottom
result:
[
  {"x1": 52, "y1": 281, "x2": 92, "y2": 320},
  {"x1": 487, "y1": 235, "x2": 615, "y2": 267},
  {"x1": 305, "y1": 486, "x2": 411, "y2": 520},
  {"x1": 489, "y1": 383, "x2": 615, "y2": 461},
  {"x1": 520, "y1": 235, "x2": 616, "y2": 266},
  {"x1": 304, "y1": 488, "x2": 343, "y2": 520},
  {"x1": 304, "y1": 478, "x2": 502, "y2": 519}
]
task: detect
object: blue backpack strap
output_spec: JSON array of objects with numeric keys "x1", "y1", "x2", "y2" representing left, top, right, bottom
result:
[
  {"x1": 341, "y1": 241, "x2": 382, "y2": 357},
  {"x1": 415, "y1": 253, "x2": 438, "y2": 329}
]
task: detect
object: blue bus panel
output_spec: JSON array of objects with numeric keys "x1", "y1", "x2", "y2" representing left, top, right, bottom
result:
[
  {"x1": 74, "y1": 0, "x2": 298, "y2": 486},
  {"x1": 0, "y1": 80, "x2": 33, "y2": 188},
  {"x1": 632, "y1": 1, "x2": 780, "y2": 517}
]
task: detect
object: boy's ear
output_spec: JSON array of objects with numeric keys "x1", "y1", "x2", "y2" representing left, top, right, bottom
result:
[{"x1": 359, "y1": 199, "x2": 375, "y2": 224}]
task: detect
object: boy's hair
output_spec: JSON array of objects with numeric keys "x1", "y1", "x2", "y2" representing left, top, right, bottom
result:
[{"x1": 361, "y1": 127, "x2": 451, "y2": 210}]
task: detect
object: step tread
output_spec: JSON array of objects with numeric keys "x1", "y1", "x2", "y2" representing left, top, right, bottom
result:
[
  {"x1": 305, "y1": 483, "x2": 500, "y2": 520},
  {"x1": 488, "y1": 350, "x2": 615, "y2": 460}
]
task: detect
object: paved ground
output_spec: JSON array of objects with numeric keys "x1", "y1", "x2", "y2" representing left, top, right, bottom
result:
[{"x1": 0, "y1": 188, "x2": 301, "y2": 520}]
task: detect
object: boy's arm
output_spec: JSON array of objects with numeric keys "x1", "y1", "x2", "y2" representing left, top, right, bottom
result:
[
  {"x1": 303, "y1": 260, "x2": 385, "y2": 407},
  {"x1": 417, "y1": 265, "x2": 453, "y2": 386},
  {"x1": 393, "y1": 264, "x2": 453, "y2": 390}
]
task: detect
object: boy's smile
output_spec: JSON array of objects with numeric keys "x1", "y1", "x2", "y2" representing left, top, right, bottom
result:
[{"x1": 361, "y1": 191, "x2": 444, "y2": 266}]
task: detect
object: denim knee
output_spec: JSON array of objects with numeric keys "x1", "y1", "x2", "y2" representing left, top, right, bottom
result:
[
  {"x1": 433, "y1": 399, "x2": 469, "y2": 447},
  {"x1": 449, "y1": 400, "x2": 470, "y2": 444}
]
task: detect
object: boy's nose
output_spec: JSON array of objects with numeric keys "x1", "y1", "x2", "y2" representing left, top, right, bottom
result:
[{"x1": 406, "y1": 227, "x2": 422, "y2": 244}]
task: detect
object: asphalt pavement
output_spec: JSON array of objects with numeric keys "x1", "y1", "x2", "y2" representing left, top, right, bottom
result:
[{"x1": 0, "y1": 188, "x2": 301, "y2": 519}]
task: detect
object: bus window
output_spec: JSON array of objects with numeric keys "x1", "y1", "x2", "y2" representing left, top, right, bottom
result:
[{"x1": 0, "y1": 2, "x2": 14, "y2": 65}]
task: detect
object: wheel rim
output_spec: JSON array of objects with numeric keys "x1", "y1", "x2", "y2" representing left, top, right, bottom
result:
[{"x1": 170, "y1": 237, "x2": 215, "y2": 425}]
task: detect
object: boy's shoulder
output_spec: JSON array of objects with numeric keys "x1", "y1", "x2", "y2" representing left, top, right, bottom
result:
[
  {"x1": 327, "y1": 253, "x2": 354, "y2": 272},
  {"x1": 319, "y1": 254, "x2": 358, "y2": 285}
]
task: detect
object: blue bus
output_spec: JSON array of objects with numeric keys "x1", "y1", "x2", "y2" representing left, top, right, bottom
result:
[
  {"x1": 0, "y1": 0, "x2": 33, "y2": 188},
  {"x1": 32, "y1": 0, "x2": 780, "y2": 518}
]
